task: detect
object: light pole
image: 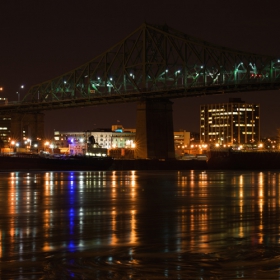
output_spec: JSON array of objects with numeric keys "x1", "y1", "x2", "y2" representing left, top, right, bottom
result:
[
  {"x1": 16, "y1": 85, "x2": 24, "y2": 102},
  {"x1": 25, "y1": 138, "x2": 31, "y2": 151}
]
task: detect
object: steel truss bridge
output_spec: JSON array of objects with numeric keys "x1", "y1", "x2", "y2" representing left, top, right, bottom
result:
[{"x1": 2, "y1": 22, "x2": 280, "y2": 113}]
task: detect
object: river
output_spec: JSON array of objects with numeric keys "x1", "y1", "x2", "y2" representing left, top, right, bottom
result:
[{"x1": 0, "y1": 170, "x2": 280, "y2": 279}]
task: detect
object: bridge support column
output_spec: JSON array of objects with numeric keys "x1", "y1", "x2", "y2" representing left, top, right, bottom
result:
[
  {"x1": 10, "y1": 112, "x2": 45, "y2": 143},
  {"x1": 135, "y1": 99, "x2": 175, "y2": 159}
]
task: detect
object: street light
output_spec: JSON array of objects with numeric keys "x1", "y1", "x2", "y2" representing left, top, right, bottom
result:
[
  {"x1": 16, "y1": 85, "x2": 24, "y2": 102},
  {"x1": 50, "y1": 144, "x2": 54, "y2": 154},
  {"x1": 10, "y1": 140, "x2": 15, "y2": 153},
  {"x1": 25, "y1": 138, "x2": 31, "y2": 151}
]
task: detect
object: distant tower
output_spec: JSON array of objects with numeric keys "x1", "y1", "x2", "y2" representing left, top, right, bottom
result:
[{"x1": 200, "y1": 98, "x2": 260, "y2": 146}]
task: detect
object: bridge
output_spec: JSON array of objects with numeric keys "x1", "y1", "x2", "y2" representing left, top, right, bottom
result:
[{"x1": 1, "y1": 23, "x2": 280, "y2": 158}]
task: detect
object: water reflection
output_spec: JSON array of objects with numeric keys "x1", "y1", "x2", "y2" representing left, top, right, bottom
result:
[{"x1": 0, "y1": 170, "x2": 280, "y2": 278}]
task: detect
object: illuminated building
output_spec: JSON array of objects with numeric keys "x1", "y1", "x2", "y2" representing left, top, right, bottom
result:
[
  {"x1": 54, "y1": 125, "x2": 194, "y2": 158},
  {"x1": 174, "y1": 130, "x2": 190, "y2": 157},
  {"x1": 174, "y1": 130, "x2": 190, "y2": 147},
  {"x1": 200, "y1": 98, "x2": 260, "y2": 146},
  {"x1": 53, "y1": 125, "x2": 136, "y2": 151},
  {"x1": 278, "y1": 129, "x2": 280, "y2": 149},
  {"x1": 0, "y1": 98, "x2": 11, "y2": 147},
  {"x1": 0, "y1": 116, "x2": 11, "y2": 147}
]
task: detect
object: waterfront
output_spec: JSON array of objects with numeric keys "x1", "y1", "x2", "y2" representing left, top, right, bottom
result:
[{"x1": 0, "y1": 170, "x2": 280, "y2": 279}]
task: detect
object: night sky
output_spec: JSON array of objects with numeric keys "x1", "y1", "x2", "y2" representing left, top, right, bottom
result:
[{"x1": 1, "y1": 0, "x2": 280, "y2": 138}]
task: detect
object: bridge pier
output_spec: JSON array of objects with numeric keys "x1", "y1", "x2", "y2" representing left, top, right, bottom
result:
[
  {"x1": 135, "y1": 99, "x2": 175, "y2": 159},
  {"x1": 10, "y1": 113, "x2": 45, "y2": 143}
]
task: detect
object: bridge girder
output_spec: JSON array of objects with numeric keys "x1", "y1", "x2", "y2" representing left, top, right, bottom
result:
[{"x1": 2, "y1": 23, "x2": 280, "y2": 113}]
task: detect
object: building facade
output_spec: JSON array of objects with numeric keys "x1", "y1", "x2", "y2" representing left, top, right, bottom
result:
[
  {"x1": 53, "y1": 126, "x2": 136, "y2": 155},
  {"x1": 53, "y1": 125, "x2": 193, "y2": 158},
  {"x1": 0, "y1": 98, "x2": 11, "y2": 147},
  {"x1": 278, "y1": 129, "x2": 280, "y2": 150},
  {"x1": 200, "y1": 98, "x2": 260, "y2": 146}
]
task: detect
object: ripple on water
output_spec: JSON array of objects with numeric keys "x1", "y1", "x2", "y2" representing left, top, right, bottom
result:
[{"x1": 40, "y1": 245, "x2": 280, "y2": 279}]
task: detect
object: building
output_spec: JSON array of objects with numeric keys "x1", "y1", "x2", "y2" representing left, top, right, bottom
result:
[
  {"x1": 0, "y1": 97, "x2": 44, "y2": 151},
  {"x1": 0, "y1": 116, "x2": 11, "y2": 148},
  {"x1": 0, "y1": 98, "x2": 11, "y2": 148},
  {"x1": 53, "y1": 125, "x2": 136, "y2": 157},
  {"x1": 174, "y1": 130, "x2": 190, "y2": 157},
  {"x1": 200, "y1": 98, "x2": 260, "y2": 146},
  {"x1": 53, "y1": 125, "x2": 194, "y2": 158},
  {"x1": 278, "y1": 129, "x2": 280, "y2": 149},
  {"x1": 54, "y1": 126, "x2": 136, "y2": 150}
]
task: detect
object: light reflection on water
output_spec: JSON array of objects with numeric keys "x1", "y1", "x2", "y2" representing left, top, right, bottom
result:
[{"x1": 0, "y1": 170, "x2": 280, "y2": 279}]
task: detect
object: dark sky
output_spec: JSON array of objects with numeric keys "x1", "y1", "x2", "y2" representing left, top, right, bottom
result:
[{"x1": 1, "y1": 0, "x2": 280, "y2": 138}]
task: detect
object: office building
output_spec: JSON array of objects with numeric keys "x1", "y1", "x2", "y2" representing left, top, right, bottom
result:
[
  {"x1": 53, "y1": 125, "x2": 193, "y2": 158},
  {"x1": 200, "y1": 98, "x2": 260, "y2": 146},
  {"x1": 53, "y1": 125, "x2": 136, "y2": 155}
]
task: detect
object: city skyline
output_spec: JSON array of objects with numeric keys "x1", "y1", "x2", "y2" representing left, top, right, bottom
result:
[{"x1": 1, "y1": 0, "x2": 280, "y2": 137}]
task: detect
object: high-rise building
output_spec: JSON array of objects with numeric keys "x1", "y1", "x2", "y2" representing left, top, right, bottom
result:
[
  {"x1": 200, "y1": 98, "x2": 260, "y2": 146},
  {"x1": 0, "y1": 98, "x2": 11, "y2": 147},
  {"x1": 0, "y1": 115, "x2": 11, "y2": 147}
]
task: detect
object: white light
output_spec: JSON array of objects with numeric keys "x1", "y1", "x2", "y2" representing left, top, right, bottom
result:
[{"x1": 21, "y1": 85, "x2": 24, "y2": 89}]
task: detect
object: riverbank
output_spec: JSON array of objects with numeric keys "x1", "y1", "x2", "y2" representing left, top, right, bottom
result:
[
  {"x1": 112, "y1": 151, "x2": 280, "y2": 171},
  {"x1": 207, "y1": 150, "x2": 280, "y2": 170}
]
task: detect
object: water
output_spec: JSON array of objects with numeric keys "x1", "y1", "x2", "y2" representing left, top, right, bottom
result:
[{"x1": 0, "y1": 170, "x2": 280, "y2": 279}]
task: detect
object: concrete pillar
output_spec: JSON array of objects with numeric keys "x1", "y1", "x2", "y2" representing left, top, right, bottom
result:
[{"x1": 135, "y1": 99, "x2": 175, "y2": 159}]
